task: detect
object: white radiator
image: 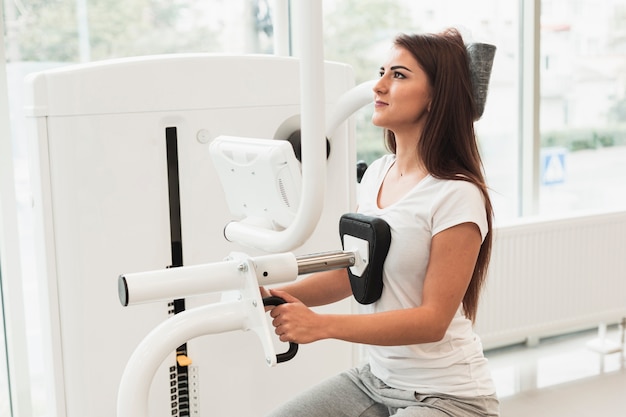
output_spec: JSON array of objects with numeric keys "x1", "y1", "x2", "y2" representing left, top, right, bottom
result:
[{"x1": 475, "y1": 210, "x2": 626, "y2": 350}]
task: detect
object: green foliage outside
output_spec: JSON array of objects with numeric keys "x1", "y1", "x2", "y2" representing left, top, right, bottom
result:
[
  {"x1": 542, "y1": 90, "x2": 626, "y2": 151},
  {"x1": 324, "y1": 0, "x2": 414, "y2": 163},
  {"x1": 541, "y1": 125, "x2": 626, "y2": 151},
  {"x1": 5, "y1": 0, "x2": 222, "y2": 62},
  {"x1": 323, "y1": 0, "x2": 414, "y2": 84}
]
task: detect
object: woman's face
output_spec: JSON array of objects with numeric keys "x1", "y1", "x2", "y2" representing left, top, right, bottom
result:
[{"x1": 372, "y1": 45, "x2": 433, "y2": 136}]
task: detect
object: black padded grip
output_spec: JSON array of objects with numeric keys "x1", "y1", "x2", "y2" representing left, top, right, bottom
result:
[
  {"x1": 339, "y1": 213, "x2": 391, "y2": 304},
  {"x1": 262, "y1": 296, "x2": 299, "y2": 363}
]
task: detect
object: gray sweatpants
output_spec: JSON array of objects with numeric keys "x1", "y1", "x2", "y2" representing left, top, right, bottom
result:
[{"x1": 266, "y1": 364, "x2": 500, "y2": 417}]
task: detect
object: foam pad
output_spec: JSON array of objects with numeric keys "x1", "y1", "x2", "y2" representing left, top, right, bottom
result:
[{"x1": 339, "y1": 213, "x2": 391, "y2": 304}]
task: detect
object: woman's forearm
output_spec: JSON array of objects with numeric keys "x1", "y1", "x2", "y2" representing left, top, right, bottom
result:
[
  {"x1": 319, "y1": 307, "x2": 447, "y2": 346},
  {"x1": 273, "y1": 268, "x2": 352, "y2": 307},
  {"x1": 269, "y1": 292, "x2": 449, "y2": 346}
]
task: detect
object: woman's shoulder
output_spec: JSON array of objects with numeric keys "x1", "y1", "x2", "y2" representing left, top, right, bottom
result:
[
  {"x1": 430, "y1": 176, "x2": 483, "y2": 197},
  {"x1": 428, "y1": 177, "x2": 489, "y2": 239}
]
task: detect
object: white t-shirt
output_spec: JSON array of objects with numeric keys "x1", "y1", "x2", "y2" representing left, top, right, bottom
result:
[{"x1": 357, "y1": 154, "x2": 495, "y2": 396}]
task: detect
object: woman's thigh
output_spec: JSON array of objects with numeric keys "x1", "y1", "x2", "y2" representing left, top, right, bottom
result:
[
  {"x1": 391, "y1": 393, "x2": 500, "y2": 417},
  {"x1": 265, "y1": 372, "x2": 389, "y2": 417}
]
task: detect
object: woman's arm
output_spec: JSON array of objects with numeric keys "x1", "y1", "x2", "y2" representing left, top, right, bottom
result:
[
  {"x1": 269, "y1": 222, "x2": 482, "y2": 346},
  {"x1": 267, "y1": 267, "x2": 353, "y2": 307}
]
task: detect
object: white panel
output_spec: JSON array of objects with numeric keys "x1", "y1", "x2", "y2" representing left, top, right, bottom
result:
[
  {"x1": 26, "y1": 55, "x2": 356, "y2": 417},
  {"x1": 24, "y1": 54, "x2": 332, "y2": 117},
  {"x1": 476, "y1": 211, "x2": 626, "y2": 350}
]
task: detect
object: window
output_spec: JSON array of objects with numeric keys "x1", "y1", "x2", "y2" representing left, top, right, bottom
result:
[
  {"x1": 324, "y1": 0, "x2": 626, "y2": 219},
  {"x1": 539, "y1": 0, "x2": 626, "y2": 214}
]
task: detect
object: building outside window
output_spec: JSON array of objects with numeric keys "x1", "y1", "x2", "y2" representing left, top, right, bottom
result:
[{"x1": 539, "y1": 0, "x2": 626, "y2": 215}]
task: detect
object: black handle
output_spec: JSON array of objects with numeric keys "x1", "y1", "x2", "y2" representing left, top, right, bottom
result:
[{"x1": 262, "y1": 296, "x2": 299, "y2": 363}]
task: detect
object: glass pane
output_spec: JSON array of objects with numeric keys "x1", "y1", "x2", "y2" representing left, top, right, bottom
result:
[
  {"x1": 2, "y1": 1, "x2": 272, "y2": 415},
  {"x1": 539, "y1": 0, "x2": 626, "y2": 215},
  {"x1": 7, "y1": 0, "x2": 273, "y2": 63},
  {"x1": 323, "y1": 0, "x2": 521, "y2": 221}
]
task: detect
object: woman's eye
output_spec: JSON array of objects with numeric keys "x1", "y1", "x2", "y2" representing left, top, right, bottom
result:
[
  {"x1": 378, "y1": 71, "x2": 385, "y2": 77},
  {"x1": 393, "y1": 71, "x2": 406, "y2": 79}
]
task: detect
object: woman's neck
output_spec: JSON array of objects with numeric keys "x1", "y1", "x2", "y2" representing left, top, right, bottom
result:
[{"x1": 392, "y1": 131, "x2": 425, "y2": 177}]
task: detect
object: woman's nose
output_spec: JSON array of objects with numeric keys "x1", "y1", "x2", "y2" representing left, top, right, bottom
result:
[{"x1": 373, "y1": 77, "x2": 386, "y2": 94}]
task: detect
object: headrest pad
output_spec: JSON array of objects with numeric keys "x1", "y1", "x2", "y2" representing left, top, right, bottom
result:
[{"x1": 466, "y1": 42, "x2": 497, "y2": 120}]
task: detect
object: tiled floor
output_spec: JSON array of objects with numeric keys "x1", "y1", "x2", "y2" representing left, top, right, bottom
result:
[{"x1": 484, "y1": 325, "x2": 625, "y2": 416}]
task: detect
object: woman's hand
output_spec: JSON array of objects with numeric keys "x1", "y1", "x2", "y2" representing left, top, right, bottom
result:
[
  {"x1": 268, "y1": 289, "x2": 327, "y2": 344},
  {"x1": 259, "y1": 286, "x2": 271, "y2": 299}
]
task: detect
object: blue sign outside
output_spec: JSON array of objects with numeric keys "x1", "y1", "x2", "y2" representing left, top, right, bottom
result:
[{"x1": 541, "y1": 147, "x2": 567, "y2": 185}]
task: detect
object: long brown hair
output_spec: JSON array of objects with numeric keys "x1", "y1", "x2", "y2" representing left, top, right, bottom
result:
[{"x1": 386, "y1": 28, "x2": 493, "y2": 322}]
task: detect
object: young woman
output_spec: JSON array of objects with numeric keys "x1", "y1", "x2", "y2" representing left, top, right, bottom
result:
[{"x1": 264, "y1": 28, "x2": 499, "y2": 417}]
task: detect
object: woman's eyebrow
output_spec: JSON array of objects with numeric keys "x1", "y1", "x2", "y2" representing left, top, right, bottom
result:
[
  {"x1": 390, "y1": 65, "x2": 412, "y2": 72},
  {"x1": 380, "y1": 65, "x2": 413, "y2": 72}
]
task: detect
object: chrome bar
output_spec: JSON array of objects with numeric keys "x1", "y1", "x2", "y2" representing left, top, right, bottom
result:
[{"x1": 296, "y1": 250, "x2": 355, "y2": 275}]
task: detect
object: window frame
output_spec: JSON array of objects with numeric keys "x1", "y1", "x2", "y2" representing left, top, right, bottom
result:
[
  {"x1": 0, "y1": 5, "x2": 33, "y2": 416},
  {"x1": 519, "y1": 0, "x2": 542, "y2": 216}
]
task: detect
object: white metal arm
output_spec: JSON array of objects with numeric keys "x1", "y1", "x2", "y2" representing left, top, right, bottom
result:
[
  {"x1": 117, "y1": 302, "x2": 246, "y2": 417},
  {"x1": 221, "y1": 79, "x2": 379, "y2": 253},
  {"x1": 119, "y1": 252, "x2": 298, "y2": 306},
  {"x1": 222, "y1": 1, "x2": 326, "y2": 253},
  {"x1": 326, "y1": 79, "x2": 377, "y2": 139}
]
